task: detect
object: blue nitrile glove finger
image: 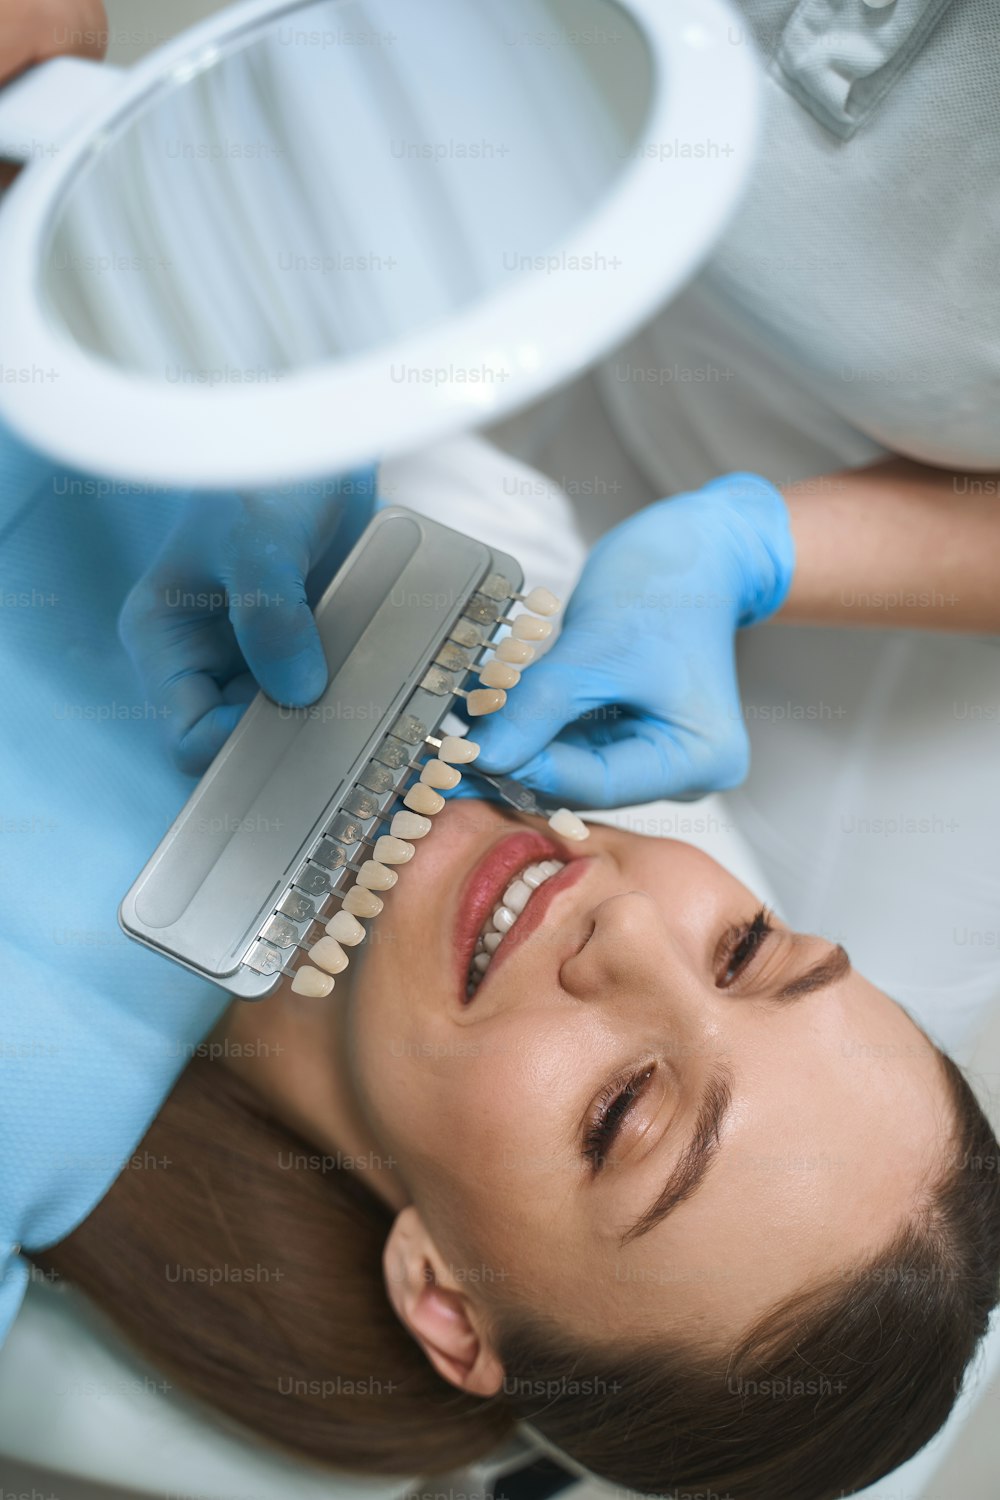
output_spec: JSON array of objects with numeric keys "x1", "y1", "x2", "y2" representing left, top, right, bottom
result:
[
  {"x1": 472, "y1": 474, "x2": 794, "y2": 807},
  {"x1": 119, "y1": 471, "x2": 376, "y2": 775}
]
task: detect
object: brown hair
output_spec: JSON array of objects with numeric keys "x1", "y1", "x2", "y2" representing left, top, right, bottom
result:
[{"x1": 34, "y1": 1047, "x2": 1000, "y2": 1499}]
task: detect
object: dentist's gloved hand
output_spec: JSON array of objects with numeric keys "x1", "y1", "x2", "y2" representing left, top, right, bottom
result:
[
  {"x1": 471, "y1": 474, "x2": 795, "y2": 807},
  {"x1": 119, "y1": 475, "x2": 376, "y2": 775}
]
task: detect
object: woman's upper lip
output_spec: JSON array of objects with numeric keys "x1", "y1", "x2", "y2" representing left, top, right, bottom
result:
[
  {"x1": 475, "y1": 857, "x2": 591, "y2": 997},
  {"x1": 452, "y1": 828, "x2": 587, "y2": 1002}
]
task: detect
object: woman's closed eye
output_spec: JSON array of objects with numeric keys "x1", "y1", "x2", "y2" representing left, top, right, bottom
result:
[
  {"x1": 715, "y1": 905, "x2": 774, "y2": 988},
  {"x1": 583, "y1": 1063, "x2": 658, "y2": 1173},
  {"x1": 581, "y1": 908, "x2": 776, "y2": 1174}
]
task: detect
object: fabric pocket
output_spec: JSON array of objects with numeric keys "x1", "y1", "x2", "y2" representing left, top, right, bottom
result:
[{"x1": 772, "y1": 0, "x2": 956, "y2": 139}]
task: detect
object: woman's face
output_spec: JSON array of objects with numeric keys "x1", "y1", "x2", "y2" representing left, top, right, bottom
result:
[{"x1": 346, "y1": 800, "x2": 948, "y2": 1348}]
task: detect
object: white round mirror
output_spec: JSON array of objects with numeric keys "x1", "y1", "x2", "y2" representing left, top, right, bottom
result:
[{"x1": 0, "y1": 0, "x2": 758, "y2": 487}]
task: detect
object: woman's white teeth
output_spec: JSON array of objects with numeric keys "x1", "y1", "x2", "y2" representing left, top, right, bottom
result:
[
  {"x1": 503, "y1": 878, "x2": 532, "y2": 914},
  {"x1": 466, "y1": 858, "x2": 565, "y2": 994}
]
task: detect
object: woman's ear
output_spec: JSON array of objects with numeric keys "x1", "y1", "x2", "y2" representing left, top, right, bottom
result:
[{"x1": 382, "y1": 1205, "x2": 505, "y2": 1398}]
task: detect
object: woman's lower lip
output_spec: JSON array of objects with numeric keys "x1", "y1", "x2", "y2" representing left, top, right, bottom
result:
[{"x1": 453, "y1": 828, "x2": 564, "y2": 1001}]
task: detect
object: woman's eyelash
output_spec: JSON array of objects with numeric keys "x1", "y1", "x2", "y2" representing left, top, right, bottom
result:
[
  {"x1": 717, "y1": 905, "x2": 774, "y2": 987},
  {"x1": 582, "y1": 908, "x2": 774, "y2": 1173},
  {"x1": 583, "y1": 1064, "x2": 655, "y2": 1172}
]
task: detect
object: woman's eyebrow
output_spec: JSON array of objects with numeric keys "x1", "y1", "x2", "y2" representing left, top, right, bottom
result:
[
  {"x1": 618, "y1": 945, "x2": 851, "y2": 1246},
  {"x1": 620, "y1": 1062, "x2": 735, "y2": 1247},
  {"x1": 775, "y1": 942, "x2": 851, "y2": 1000}
]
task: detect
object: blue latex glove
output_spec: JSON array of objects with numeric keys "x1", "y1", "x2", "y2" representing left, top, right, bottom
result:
[
  {"x1": 471, "y1": 474, "x2": 795, "y2": 807},
  {"x1": 119, "y1": 473, "x2": 376, "y2": 775}
]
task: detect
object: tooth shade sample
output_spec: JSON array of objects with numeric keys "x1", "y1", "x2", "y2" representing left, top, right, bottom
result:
[
  {"x1": 479, "y1": 660, "x2": 520, "y2": 690},
  {"x1": 391, "y1": 810, "x2": 432, "y2": 839},
  {"x1": 374, "y1": 834, "x2": 415, "y2": 864},
  {"x1": 291, "y1": 966, "x2": 335, "y2": 997},
  {"x1": 404, "y1": 783, "x2": 445, "y2": 815},
  {"x1": 309, "y1": 936, "x2": 350, "y2": 974},
  {"x1": 548, "y1": 808, "x2": 589, "y2": 841},
  {"x1": 483, "y1": 931, "x2": 503, "y2": 952},
  {"x1": 357, "y1": 860, "x2": 398, "y2": 890},
  {"x1": 496, "y1": 637, "x2": 535, "y2": 665},
  {"x1": 466, "y1": 687, "x2": 507, "y2": 715},
  {"x1": 419, "y1": 759, "x2": 461, "y2": 790},
  {"x1": 523, "y1": 586, "x2": 560, "y2": 616},
  {"x1": 438, "y1": 735, "x2": 480, "y2": 764},
  {"x1": 492, "y1": 905, "x2": 517, "y2": 933},
  {"x1": 343, "y1": 885, "x2": 384, "y2": 918},
  {"x1": 511, "y1": 615, "x2": 554, "y2": 642},
  {"x1": 326, "y1": 910, "x2": 366, "y2": 945}
]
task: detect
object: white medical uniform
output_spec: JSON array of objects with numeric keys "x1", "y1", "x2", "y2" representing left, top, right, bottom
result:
[{"x1": 458, "y1": 0, "x2": 1000, "y2": 1064}]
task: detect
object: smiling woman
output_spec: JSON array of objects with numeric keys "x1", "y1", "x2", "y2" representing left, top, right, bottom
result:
[{"x1": 32, "y1": 800, "x2": 1000, "y2": 1500}]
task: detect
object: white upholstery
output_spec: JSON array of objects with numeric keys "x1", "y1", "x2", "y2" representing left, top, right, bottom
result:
[
  {"x1": 2, "y1": 433, "x2": 997, "y2": 1498},
  {"x1": 0, "y1": 1279, "x2": 413, "y2": 1499}
]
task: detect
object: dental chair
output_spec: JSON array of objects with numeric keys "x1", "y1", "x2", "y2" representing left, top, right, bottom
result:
[
  {"x1": 3, "y1": 436, "x2": 999, "y2": 1500},
  {"x1": 0, "y1": 0, "x2": 996, "y2": 1493}
]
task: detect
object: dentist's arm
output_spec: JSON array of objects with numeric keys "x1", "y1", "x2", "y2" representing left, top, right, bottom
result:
[
  {"x1": 0, "y1": 0, "x2": 108, "y2": 184},
  {"x1": 0, "y1": 0, "x2": 107, "y2": 83},
  {"x1": 780, "y1": 458, "x2": 1000, "y2": 631}
]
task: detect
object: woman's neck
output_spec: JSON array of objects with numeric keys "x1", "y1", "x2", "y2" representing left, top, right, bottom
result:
[{"x1": 210, "y1": 979, "x2": 409, "y2": 1215}]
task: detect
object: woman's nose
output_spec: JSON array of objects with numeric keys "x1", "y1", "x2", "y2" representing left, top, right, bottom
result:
[{"x1": 558, "y1": 889, "x2": 691, "y2": 1001}]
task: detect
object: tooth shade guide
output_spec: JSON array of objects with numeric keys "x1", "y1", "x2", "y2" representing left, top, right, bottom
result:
[
  {"x1": 505, "y1": 615, "x2": 554, "y2": 642},
  {"x1": 374, "y1": 834, "x2": 415, "y2": 863},
  {"x1": 272, "y1": 578, "x2": 551, "y2": 993},
  {"x1": 391, "y1": 810, "x2": 432, "y2": 839},
  {"x1": 404, "y1": 782, "x2": 445, "y2": 815},
  {"x1": 436, "y1": 734, "x2": 480, "y2": 764},
  {"x1": 419, "y1": 759, "x2": 461, "y2": 789},
  {"x1": 449, "y1": 618, "x2": 485, "y2": 649},
  {"x1": 515, "y1": 586, "x2": 560, "y2": 616},
  {"x1": 479, "y1": 660, "x2": 520, "y2": 690},
  {"x1": 457, "y1": 686, "x2": 506, "y2": 716},
  {"x1": 326, "y1": 910, "x2": 366, "y2": 945},
  {"x1": 291, "y1": 966, "x2": 335, "y2": 998},
  {"x1": 343, "y1": 886, "x2": 384, "y2": 918},
  {"x1": 548, "y1": 807, "x2": 589, "y2": 841},
  {"x1": 495, "y1": 637, "x2": 535, "y2": 665},
  {"x1": 477, "y1": 571, "x2": 517, "y2": 603},
  {"x1": 357, "y1": 860, "x2": 397, "y2": 890},
  {"x1": 309, "y1": 936, "x2": 350, "y2": 974}
]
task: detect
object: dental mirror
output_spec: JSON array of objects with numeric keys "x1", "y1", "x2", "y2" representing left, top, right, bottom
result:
[{"x1": 0, "y1": 0, "x2": 758, "y2": 488}]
